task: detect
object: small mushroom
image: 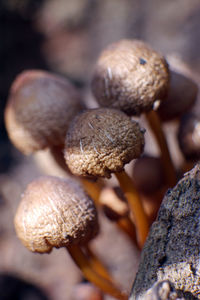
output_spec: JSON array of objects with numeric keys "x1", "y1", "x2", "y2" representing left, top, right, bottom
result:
[
  {"x1": 157, "y1": 70, "x2": 198, "y2": 122},
  {"x1": 91, "y1": 39, "x2": 176, "y2": 187},
  {"x1": 92, "y1": 39, "x2": 169, "y2": 116},
  {"x1": 5, "y1": 70, "x2": 84, "y2": 155},
  {"x1": 64, "y1": 107, "x2": 149, "y2": 247},
  {"x1": 132, "y1": 155, "x2": 166, "y2": 223},
  {"x1": 177, "y1": 112, "x2": 200, "y2": 162},
  {"x1": 133, "y1": 156, "x2": 165, "y2": 195},
  {"x1": 14, "y1": 176, "x2": 127, "y2": 300}
]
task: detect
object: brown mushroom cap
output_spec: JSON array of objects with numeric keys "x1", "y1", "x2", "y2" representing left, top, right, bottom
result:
[
  {"x1": 132, "y1": 156, "x2": 165, "y2": 195},
  {"x1": 178, "y1": 113, "x2": 200, "y2": 162},
  {"x1": 64, "y1": 108, "x2": 145, "y2": 179},
  {"x1": 14, "y1": 176, "x2": 98, "y2": 253},
  {"x1": 91, "y1": 39, "x2": 169, "y2": 116},
  {"x1": 5, "y1": 70, "x2": 85, "y2": 155},
  {"x1": 157, "y1": 70, "x2": 198, "y2": 122}
]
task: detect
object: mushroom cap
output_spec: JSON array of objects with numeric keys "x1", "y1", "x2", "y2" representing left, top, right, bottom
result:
[
  {"x1": 157, "y1": 70, "x2": 198, "y2": 122},
  {"x1": 14, "y1": 176, "x2": 98, "y2": 253},
  {"x1": 132, "y1": 156, "x2": 165, "y2": 195},
  {"x1": 64, "y1": 108, "x2": 145, "y2": 179},
  {"x1": 91, "y1": 39, "x2": 169, "y2": 116},
  {"x1": 5, "y1": 70, "x2": 84, "y2": 155},
  {"x1": 178, "y1": 113, "x2": 200, "y2": 162}
]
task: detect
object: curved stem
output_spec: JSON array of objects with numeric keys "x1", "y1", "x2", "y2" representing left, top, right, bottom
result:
[
  {"x1": 67, "y1": 245, "x2": 128, "y2": 300},
  {"x1": 115, "y1": 171, "x2": 149, "y2": 249},
  {"x1": 82, "y1": 178, "x2": 138, "y2": 246},
  {"x1": 84, "y1": 246, "x2": 114, "y2": 283},
  {"x1": 116, "y1": 217, "x2": 137, "y2": 246},
  {"x1": 145, "y1": 110, "x2": 177, "y2": 187}
]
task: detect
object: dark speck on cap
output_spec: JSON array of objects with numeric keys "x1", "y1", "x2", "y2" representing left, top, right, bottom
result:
[{"x1": 139, "y1": 58, "x2": 147, "y2": 65}]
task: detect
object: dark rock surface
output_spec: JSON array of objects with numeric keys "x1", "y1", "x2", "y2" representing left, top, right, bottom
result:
[{"x1": 130, "y1": 164, "x2": 200, "y2": 299}]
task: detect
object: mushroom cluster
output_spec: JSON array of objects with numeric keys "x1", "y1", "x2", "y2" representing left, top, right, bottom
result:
[{"x1": 5, "y1": 38, "x2": 200, "y2": 299}]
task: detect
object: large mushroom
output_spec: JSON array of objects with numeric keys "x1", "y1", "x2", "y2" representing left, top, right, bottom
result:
[
  {"x1": 5, "y1": 70, "x2": 84, "y2": 155},
  {"x1": 14, "y1": 176, "x2": 127, "y2": 300},
  {"x1": 64, "y1": 107, "x2": 149, "y2": 248},
  {"x1": 91, "y1": 39, "x2": 176, "y2": 187}
]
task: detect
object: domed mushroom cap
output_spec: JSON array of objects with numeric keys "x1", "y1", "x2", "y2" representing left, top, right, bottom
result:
[
  {"x1": 5, "y1": 70, "x2": 84, "y2": 155},
  {"x1": 64, "y1": 108, "x2": 145, "y2": 178},
  {"x1": 14, "y1": 176, "x2": 98, "y2": 253},
  {"x1": 178, "y1": 113, "x2": 200, "y2": 162},
  {"x1": 157, "y1": 70, "x2": 198, "y2": 122},
  {"x1": 92, "y1": 39, "x2": 169, "y2": 116},
  {"x1": 132, "y1": 156, "x2": 165, "y2": 195}
]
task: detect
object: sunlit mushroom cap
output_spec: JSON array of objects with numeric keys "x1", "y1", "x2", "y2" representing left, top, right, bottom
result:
[
  {"x1": 92, "y1": 39, "x2": 169, "y2": 116},
  {"x1": 5, "y1": 70, "x2": 84, "y2": 155},
  {"x1": 64, "y1": 108, "x2": 145, "y2": 179},
  {"x1": 14, "y1": 176, "x2": 98, "y2": 253}
]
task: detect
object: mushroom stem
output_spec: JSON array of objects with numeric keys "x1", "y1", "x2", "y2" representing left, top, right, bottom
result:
[
  {"x1": 82, "y1": 179, "x2": 137, "y2": 244},
  {"x1": 115, "y1": 171, "x2": 149, "y2": 248},
  {"x1": 145, "y1": 110, "x2": 177, "y2": 187},
  {"x1": 116, "y1": 218, "x2": 137, "y2": 246},
  {"x1": 67, "y1": 245, "x2": 128, "y2": 300},
  {"x1": 81, "y1": 178, "x2": 102, "y2": 205},
  {"x1": 84, "y1": 246, "x2": 114, "y2": 283}
]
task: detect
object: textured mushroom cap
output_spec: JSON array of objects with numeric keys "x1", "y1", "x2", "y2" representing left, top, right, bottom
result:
[
  {"x1": 5, "y1": 70, "x2": 84, "y2": 155},
  {"x1": 14, "y1": 176, "x2": 98, "y2": 253},
  {"x1": 178, "y1": 113, "x2": 200, "y2": 162},
  {"x1": 64, "y1": 108, "x2": 145, "y2": 179},
  {"x1": 157, "y1": 70, "x2": 198, "y2": 122},
  {"x1": 92, "y1": 39, "x2": 169, "y2": 116}
]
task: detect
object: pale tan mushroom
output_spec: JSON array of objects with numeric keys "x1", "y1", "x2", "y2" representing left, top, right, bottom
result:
[{"x1": 14, "y1": 176, "x2": 127, "y2": 300}]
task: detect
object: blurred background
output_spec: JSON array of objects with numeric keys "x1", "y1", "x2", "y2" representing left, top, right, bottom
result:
[{"x1": 1, "y1": 0, "x2": 200, "y2": 299}]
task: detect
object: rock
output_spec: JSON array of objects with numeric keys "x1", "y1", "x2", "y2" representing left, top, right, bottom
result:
[
  {"x1": 130, "y1": 164, "x2": 200, "y2": 299},
  {"x1": 139, "y1": 280, "x2": 184, "y2": 300}
]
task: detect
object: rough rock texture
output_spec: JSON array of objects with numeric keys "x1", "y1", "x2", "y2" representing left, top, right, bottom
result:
[
  {"x1": 140, "y1": 280, "x2": 185, "y2": 300},
  {"x1": 130, "y1": 164, "x2": 200, "y2": 299},
  {"x1": 91, "y1": 39, "x2": 169, "y2": 116},
  {"x1": 14, "y1": 176, "x2": 98, "y2": 253},
  {"x1": 65, "y1": 108, "x2": 145, "y2": 178},
  {"x1": 5, "y1": 70, "x2": 84, "y2": 155}
]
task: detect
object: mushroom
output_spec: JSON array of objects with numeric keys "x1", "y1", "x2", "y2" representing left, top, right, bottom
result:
[
  {"x1": 132, "y1": 155, "x2": 166, "y2": 223},
  {"x1": 64, "y1": 107, "x2": 149, "y2": 247},
  {"x1": 91, "y1": 39, "x2": 176, "y2": 187},
  {"x1": 132, "y1": 155, "x2": 165, "y2": 196},
  {"x1": 4, "y1": 69, "x2": 85, "y2": 166},
  {"x1": 177, "y1": 112, "x2": 200, "y2": 163},
  {"x1": 157, "y1": 70, "x2": 198, "y2": 122},
  {"x1": 14, "y1": 176, "x2": 127, "y2": 300},
  {"x1": 4, "y1": 69, "x2": 106, "y2": 206}
]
